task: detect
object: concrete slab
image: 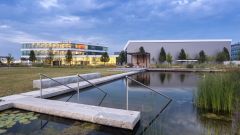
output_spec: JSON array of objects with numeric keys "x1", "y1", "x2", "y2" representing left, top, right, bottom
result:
[
  {"x1": 0, "y1": 101, "x2": 13, "y2": 111},
  {"x1": 1, "y1": 94, "x2": 30, "y2": 101},
  {"x1": 33, "y1": 72, "x2": 101, "y2": 89},
  {"x1": 13, "y1": 97, "x2": 140, "y2": 130}
]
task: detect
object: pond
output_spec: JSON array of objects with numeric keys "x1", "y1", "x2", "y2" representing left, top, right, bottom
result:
[{"x1": 1, "y1": 72, "x2": 238, "y2": 135}]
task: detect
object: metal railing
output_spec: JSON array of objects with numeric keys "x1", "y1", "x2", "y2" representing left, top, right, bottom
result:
[
  {"x1": 77, "y1": 74, "x2": 108, "y2": 106},
  {"x1": 39, "y1": 73, "x2": 80, "y2": 101},
  {"x1": 77, "y1": 74, "x2": 107, "y2": 95},
  {"x1": 125, "y1": 76, "x2": 172, "y2": 134},
  {"x1": 125, "y1": 76, "x2": 172, "y2": 100}
]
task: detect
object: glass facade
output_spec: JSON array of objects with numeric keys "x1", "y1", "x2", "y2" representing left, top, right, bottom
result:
[
  {"x1": 20, "y1": 42, "x2": 113, "y2": 65},
  {"x1": 231, "y1": 43, "x2": 240, "y2": 60}
]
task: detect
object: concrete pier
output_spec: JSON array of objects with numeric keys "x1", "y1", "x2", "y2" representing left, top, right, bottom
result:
[
  {"x1": 13, "y1": 97, "x2": 140, "y2": 130},
  {"x1": 0, "y1": 70, "x2": 145, "y2": 130}
]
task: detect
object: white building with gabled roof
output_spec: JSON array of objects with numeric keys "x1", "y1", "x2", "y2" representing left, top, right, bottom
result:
[{"x1": 124, "y1": 39, "x2": 232, "y2": 67}]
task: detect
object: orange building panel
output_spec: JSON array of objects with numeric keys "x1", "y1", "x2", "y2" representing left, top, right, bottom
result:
[{"x1": 75, "y1": 44, "x2": 86, "y2": 49}]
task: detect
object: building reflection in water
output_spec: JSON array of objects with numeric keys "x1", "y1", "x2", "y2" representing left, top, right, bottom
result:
[{"x1": 128, "y1": 72, "x2": 151, "y2": 86}]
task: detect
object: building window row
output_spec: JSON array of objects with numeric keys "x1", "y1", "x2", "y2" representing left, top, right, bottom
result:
[
  {"x1": 22, "y1": 43, "x2": 107, "y2": 51},
  {"x1": 21, "y1": 50, "x2": 106, "y2": 56}
]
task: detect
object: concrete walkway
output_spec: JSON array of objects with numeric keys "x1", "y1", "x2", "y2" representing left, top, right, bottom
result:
[
  {"x1": 12, "y1": 97, "x2": 140, "y2": 130},
  {"x1": 0, "y1": 70, "x2": 145, "y2": 130}
]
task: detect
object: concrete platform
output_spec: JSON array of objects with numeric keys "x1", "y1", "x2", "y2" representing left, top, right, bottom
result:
[
  {"x1": 147, "y1": 68, "x2": 224, "y2": 72},
  {"x1": 33, "y1": 72, "x2": 101, "y2": 89},
  {"x1": 13, "y1": 97, "x2": 140, "y2": 130},
  {"x1": 0, "y1": 101, "x2": 13, "y2": 111}
]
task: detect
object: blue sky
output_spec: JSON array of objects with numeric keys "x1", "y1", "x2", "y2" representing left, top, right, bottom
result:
[{"x1": 0, "y1": 0, "x2": 240, "y2": 58}]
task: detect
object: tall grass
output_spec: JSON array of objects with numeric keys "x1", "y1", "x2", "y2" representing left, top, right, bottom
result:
[{"x1": 195, "y1": 73, "x2": 240, "y2": 114}]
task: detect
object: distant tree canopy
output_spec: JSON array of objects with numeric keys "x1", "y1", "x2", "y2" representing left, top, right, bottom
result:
[
  {"x1": 159, "y1": 47, "x2": 166, "y2": 63},
  {"x1": 100, "y1": 52, "x2": 110, "y2": 65},
  {"x1": 65, "y1": 50, "x2": 73, "y2": 65},
  {"x1": 216, "y1": 47, "x2": 231, "y2": 63},
  {"x1": 29, "y1": 50, "x2": 36, "y2": 63},
  {"x1": 166, "y1": 53, "x2": 173, "y2": 64},
  {"x1": 117, "y1": 51, "x2": 127, "y2": 65},
  {"x1": 178, "y1": 49, "x2": 187, "y2": 60},
  {"x1": 45, "y1": 48, "x2": 54, "y2": 65},
  {"x1": 238, "y1": 51, "x2": 240, "y2": 60},
  {"x1": 216, "y1": 52, "x2": 227, "y2": 63},
  {"x1": 223, "y1": 47, "x2": 230, "y2": 61},
  {"x1": 6, "y1": 53, "x2": 14, "y2": 66},
  {"x1": 198, "y1": 50, "x2": 207, "y2": 63},
  {"x1": 139, "y1": 46, "x2": 145, "y2": 54}
]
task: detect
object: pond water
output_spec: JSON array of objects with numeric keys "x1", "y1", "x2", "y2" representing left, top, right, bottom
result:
[{"x1": 0, "y1": 72, "x2": 236, "y2": 135}]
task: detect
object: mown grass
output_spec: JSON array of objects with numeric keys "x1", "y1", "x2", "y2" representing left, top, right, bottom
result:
[
  {"x1": 195, "y1": 72, "x2": 240, "y2": 113},
  {"x1": 0, "y1": 67, "x2": 124, "y2": 97}
]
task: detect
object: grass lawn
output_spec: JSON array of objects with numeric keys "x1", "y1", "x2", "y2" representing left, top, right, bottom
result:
[{"x1": 0, "y1": 67, "x2": 123, "y2": 97}]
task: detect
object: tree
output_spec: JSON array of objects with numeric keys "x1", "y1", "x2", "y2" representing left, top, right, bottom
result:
[
  {"x1": 45, "y1": 48, "x2": 54, "y2": 65},
  {"x1": 159, "y1": 47, "x2": 166, "y2": 63},
  {"x1": 6, "y1": 53, "x2": 14, "y2": 67},
  {"x1": 118, "y1": 51, "x2": 127, "y2": 65},
  {"x1": 216, "y1": 52, "x2": 226, "y2": 63},
  {"x1": 139, "y1": 46, "x2": 145, "y2": 54},
  {"x1": 238, "y1": 51, "x2": 240, "y2": 60},
  {"x1": 166, "y1": 53, "x2": 172, "y2": 64},
  {"x1": 92, "y1": 56, "x2": 97, "y2": 65},
  {"x1": 178, "y1": 49, "x2": 187, "y2": 60},
  {"x1": 151, "y1": 57, "x2": 156, "y2": 64},
  {"x1": 65, "y1": 50, "x2": 72, "y2": 65},
  {"x1": 100, "y1": 52, "x2": 110, "y2": 65},
  {"x1": 223, "y1": 47, "x2": 230, "y2": 61},
  {"x1": 198, "y1": 50, "x2": 207, "y2": 63},
  {"x1": 29, "y1": 50, "x2": 36, "y2": 63}
]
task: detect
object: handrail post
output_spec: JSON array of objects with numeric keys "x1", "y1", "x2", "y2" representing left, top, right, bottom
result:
[
  {"x1": 40, "y1": 74, "x2": 42, "y2": 98},
  {"x1": 77, "y1": 74, "x2": 80, "y2": 103},
  {"x1": 126, "y1": 76, "x2": 129, "y2": 110}
]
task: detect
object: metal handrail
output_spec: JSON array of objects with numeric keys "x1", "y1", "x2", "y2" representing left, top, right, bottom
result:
[
  {"x1": 77, "y1": 74, "x2": 107, "y2": 95},
  {"x1": 125, "y1": 76, "x2": 173, "y2": 135},
  {"x1": 125, "y1": 76, "x2": 172, "y2": 100},
  {"x1": 39, "y1": 73, "x2": 79, "y2": 99}
]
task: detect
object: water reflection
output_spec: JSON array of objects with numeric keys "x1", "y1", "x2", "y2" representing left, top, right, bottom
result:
[
  {"x1": 129, "y1": 72, "x2": 150, "y2": 86},
  {"x1": 1, "y1": 109, "x2": 132, "y2": 135},
  {"x1": 179, "y1": 73, "x2": 185, "y2": 83},
  {"x1": 159, "y1": 73, "x2": 166, "y2": 84},
  {"x1": 50, "y1": 72, "x2": 239, "y2": 135},
  {"x1": 166, "y1": 73, "x2": 172, "y2": 82}
]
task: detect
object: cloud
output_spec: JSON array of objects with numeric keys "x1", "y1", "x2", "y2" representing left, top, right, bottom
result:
[
  {"x1": 39, "y1": 0, "x2": 59, "y2": 9},
  {"x1": 0, "y1": 24, "x2": 10, "y2": 29},
  {"x1": 0, "y1": 25, "x2": 47, "y2": 43},
  {"x1": 37, "y1": 15, "x2": 99, "y2": 29}
]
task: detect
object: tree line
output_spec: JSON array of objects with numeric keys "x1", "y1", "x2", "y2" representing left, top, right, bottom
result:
[{"x1": 117, "y1": 46, "x2": 231, "y2": 65}]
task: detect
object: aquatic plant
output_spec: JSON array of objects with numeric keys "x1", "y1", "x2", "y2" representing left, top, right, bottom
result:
[
  {"x1": 0, "y1": 110, "x2": 39, "y2": 134},
  {"x1": 195, "y1": 73, "x2": 240, "y2": 113}
]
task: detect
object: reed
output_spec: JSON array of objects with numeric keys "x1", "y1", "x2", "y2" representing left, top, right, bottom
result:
[{"x1": 195, "y1": 73, "x2": 240, "y2": 113}]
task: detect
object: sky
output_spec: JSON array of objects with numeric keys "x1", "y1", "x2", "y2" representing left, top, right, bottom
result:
[{"x1": 0, "y1": 0, "x2": 240, "y2": 58}]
